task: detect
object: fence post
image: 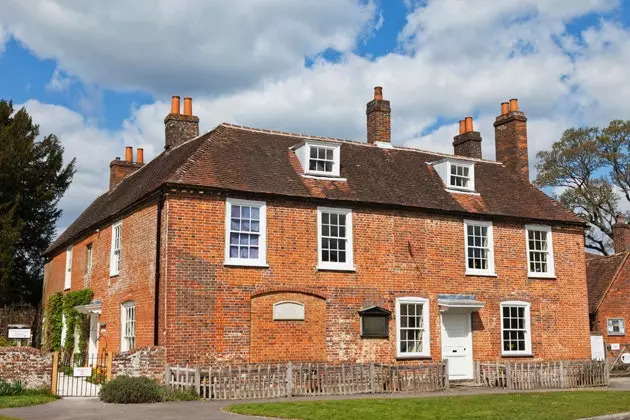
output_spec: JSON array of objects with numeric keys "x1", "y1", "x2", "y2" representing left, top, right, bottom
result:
[
  {"x1": 443, "y1": 359, "x2": 449, "y2": 390},
  {"x1": 106, "y1": 351, "x2": 113, "y2": 382},
  {"x1": 559, "y1": 361, "x2": 565, "y2": 388},
  {"x1": 164, "y1": 363, "x2": 170, "y2": 386},
  {"x1": 51, "y1": 352, "x2": 59, "y2": 395},
  {"x1": 370, "y1": 363, "x2": 375, "y2": 394},
  {"x1": 195, "y1": 367, "x2": 201, "y2": 396},
  {"x1": 286, "y1": 362, "x2": 293, "y2": 398},
  {"x1": 505, "y1": 361, "x2": 512, "y2": 390},
  {"x1": 475, "y1": 361, "x2": 481, "y2": 384}
]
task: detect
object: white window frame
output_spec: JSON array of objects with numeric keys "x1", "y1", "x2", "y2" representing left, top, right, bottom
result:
[
  {"x1": 317, "y1": 207, "x2": 354, "y2": 271},
  {"x1": 607, "y1": 318, "x2": 625, "y2": 336},
  {"x1": 64, "y1": 245, "x2": 72, "y2": 290},
  {"x1": 447, "y1": 161, "x2": 475, "y2": 192},
  {"x1": 525, "y1": 224, "x2": 555, "y2": 278},
  {"x1": 85, "y1": 243, "x2": 93, "y2": 276},
  {"x1": 224, "y1": 198, "x2": 268, "y2": 267},
  {"x1": 60, "y1": 313, "x2": 68, "y2": 347},
  {"x1": 500, "y1": 301, "x2": 532, "y2": 356},
  {"x1": 295, "y1": 141, "x2": 341, "y2": 178},
  {"x1": 110, "y1": 221, "x2": 122, "y2": 277},
  {"x1": 463, "y1": 220, "x2": 495, "y2": 276},
  {"x1": 120, "y1": 301, "x2": 136, "y2": 352},
  {"x1": 396, "y1": 297, "x2": 431, "y2": 358}
]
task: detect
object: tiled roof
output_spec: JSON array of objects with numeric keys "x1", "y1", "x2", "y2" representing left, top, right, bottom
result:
[
  {"x1": 46, "y1": 123, "x2": 583, "y2": 255},
  {"x1": 585, "y1": 252, "x2": 628, "y2": 313}
]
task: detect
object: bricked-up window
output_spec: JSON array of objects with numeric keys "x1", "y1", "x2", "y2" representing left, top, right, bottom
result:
[
  {"x1": 64, "y1": 245, "x2": 72, "y2": 290},
  {"x1": 85, "y1": 243, "x2": 93, "y2": 276},
  {"x1": 224, "y1": 198, "x2": 267, "y2": 267},
  {"x1": 525, "y1": 225, "x2": 555, "y2": 278},
  {"x1": 464, "y1": 220, "x2": 495, "y2": 276},
  {"x1": 121, "y1": 301, "x2": 136, "y2": 351},
  {"x1": 607, "y1": 318, "x2": 625, "y2": 336},
  {"x1": 501, "y1": 301, "x2": 532, "y2": 356},
  {"x1": 110, "y1": 221, "x2": 122, "y2": 277},
  {"x1": 317, "y1": 207, "x2": 354, "y2": 271},
  {"x1": 396, "y1": 297, "x2": 430, "y2": 358}
]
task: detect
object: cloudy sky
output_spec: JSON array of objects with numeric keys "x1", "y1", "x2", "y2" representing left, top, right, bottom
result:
[{"x1": 1, "y1": 0, "x2": 629, "y2": 234}]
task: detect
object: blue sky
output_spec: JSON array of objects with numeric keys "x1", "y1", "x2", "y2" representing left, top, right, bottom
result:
[{"x1": 1, "y1": 0, "x2": 630, "y2": 232}]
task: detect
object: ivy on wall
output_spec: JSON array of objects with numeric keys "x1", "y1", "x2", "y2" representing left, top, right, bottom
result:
[
  {"x1": 43, "y1": 289, "x2": 93, "y2": 357},
  {"x1": 44, "y1": 292, "x2": 63, "y2": 352}
]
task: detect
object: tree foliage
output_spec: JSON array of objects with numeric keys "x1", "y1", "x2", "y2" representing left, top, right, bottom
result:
[
  {"x1": 535, "y1": 121, "x2": 630, "y2": 254},
  {"x1": 0, "y1": 99, "x2": 75, "y2": 305}
]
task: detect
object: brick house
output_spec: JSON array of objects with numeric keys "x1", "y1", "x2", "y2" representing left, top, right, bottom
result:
[
  {"x1": 586, "y1": 215, "x2": 630, "y2": 358},
  {"x1": 42, "y1": 89, "x2": 591, "y2": 380}
]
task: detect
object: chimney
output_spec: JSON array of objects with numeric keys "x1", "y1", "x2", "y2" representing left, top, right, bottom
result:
[
  {"x1": 494, "y1": 98, "x2": 529, "y2": 180},
  {"x1": 136, "y1": 148, "x2": 144, "y2": 164},
  {"x1": 367, "y1": 86, "x2": 391, "y2": 144},
  {"x1": 453, "y1": 116, "x2": 482, "y2": 159},
  {"x1": 109, "y1": 146, "x2": 144, "y2": 190},
  {"x1": 164, "y1": 95, "x2": 199, "y2": 149},
  {"x1": 613, "y1": 214, "x2": 630, "y2": 254}
]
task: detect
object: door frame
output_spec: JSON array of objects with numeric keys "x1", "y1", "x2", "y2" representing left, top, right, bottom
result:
[
  {"x1": 440, "y1": 311, "x2": 474, "y2": 380},
  {"x1": 88, "y1": 313, "x2": 100, "y2": 365}
]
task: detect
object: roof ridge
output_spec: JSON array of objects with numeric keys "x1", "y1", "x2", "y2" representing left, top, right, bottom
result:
[{"x1": 219, "y1": 122, "x2": 501, "y2": 165}]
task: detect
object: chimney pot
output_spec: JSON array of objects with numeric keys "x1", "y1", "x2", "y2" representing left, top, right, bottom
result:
[
  {"x1": 136, "y1": 148, "x2": 144, "y2": 164},
  {"x1": 464, "y1": 116, "x2": 473, "y2": 133},
  {"x1": 183, "y1": 97, "x2": 193, "y2": 116},
  {"x1": 501, "y1": 102, "x2": 509, "y2": 115},
  {"x1": 125, "y1": 146, "x2": 133, "y2": 162},
  {"x1": 374, "y1": 86, "x2": 383, "y2": 100},
  {"x1": 458, "y1": 120, "x2": 465, "y2": 135},
  {"x1": 509, "y1": 98, "x2": 519, "y2": 112},
  {"x1": 171, "y1": 96, "x2": 181, "y2": 114}
]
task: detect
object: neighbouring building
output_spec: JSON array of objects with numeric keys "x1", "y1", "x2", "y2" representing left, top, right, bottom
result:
[
  {"x1": 42, "y1": 89, "x2": 591, "y2": 380},
  {"x1": 586, "y1": 215, "x2": 630, "y2": 359}
]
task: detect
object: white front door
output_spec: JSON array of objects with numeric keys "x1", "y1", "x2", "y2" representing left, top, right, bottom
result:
[
  {"x1": 441, "y1": 312, "x2": 473, "y2": 380},
  {"x1": 88, "y1": 313, "x2": 99, "y2": 365}
]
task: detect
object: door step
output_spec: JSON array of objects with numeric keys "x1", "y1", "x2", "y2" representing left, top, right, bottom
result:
[{"x1": 449, "y1": 380, "x2": 483, "y2": 387}]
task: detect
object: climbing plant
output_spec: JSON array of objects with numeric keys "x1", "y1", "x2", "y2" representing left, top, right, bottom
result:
[
  {"x1": 61, "y1": 289, "x2": 93, "y2": 360},
  {"x1": 44, "y1": 292, "x2": 63, "y2": 351}
]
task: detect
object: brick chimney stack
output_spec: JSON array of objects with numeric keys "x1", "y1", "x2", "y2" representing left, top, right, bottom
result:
[
  {"x1": 613, "y1": 214, "x2": 630, "y2": 254},
  {"x1": 165, "y1": 95, "x2": 199, "y2": 149},
  {"x1": 109, "y1": 146, "x2": 144, "y2": 190},
  {"x1": 367, "y1": 86, "x2": 391, "y2": 145},
  {"x1": 494, "y1": 98, "x2": 529, "y2": 180},
  {"x1": 453, "y1": 116, "x2": 482, "y2": 159}
]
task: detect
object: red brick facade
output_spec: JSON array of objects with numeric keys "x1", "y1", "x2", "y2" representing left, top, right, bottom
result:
[{"x1": 593, "y1": 256, "x2": 630, "y2": 353}]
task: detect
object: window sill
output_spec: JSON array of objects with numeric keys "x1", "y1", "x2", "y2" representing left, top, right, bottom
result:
[
  {"x1": 445, "y1": 188, "x2": 479, "y2": 196},
  {"x1": 607, "y1": 333, "x2": 625, "y2": 336},
  {"x1": 527, "y1": 273, "x2": 556, "y2": 279},
  {"x1": 465, "y1": 271, "x2": 497, "y2": 277},
  {"x1": 317, "y1": 264, "x2": 356, "y2": 272},
  {"x1": 224, "y1": 261, "x2": 270, "y2": 268},
  {"x1": 396, "y1": 354, "x2": 432, "y2": 360},
  {"x1": 302, "y1": 174, "x2": 347, "y2": 182},
  {"x1": 501, "y1": 353, "x2": 534, "y2": 358},
  {"x1": 361, "y1": 335, "x2": 389, "y2": 339},
  {"x1": 109, "y1": 274, "x2": 119, "y2": 278}
]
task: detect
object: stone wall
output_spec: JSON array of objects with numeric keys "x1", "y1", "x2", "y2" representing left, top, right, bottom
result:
[
  {"x1": 112, "y1": 346, "x2": 166, "y2": 382},
  {"x1": 0, "y1": 347, "x2": 52, "y2": 389}
]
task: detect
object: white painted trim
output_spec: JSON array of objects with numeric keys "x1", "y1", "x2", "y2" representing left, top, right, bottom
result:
[
  {"x1": 301, "y1": 174, "x2": 347, "y2": 182},
  {"x1": 441, "y1": 312, "x2": 474, "y2": 380},
  {"x1": 273, "y1": 301, "x2": 305, "y2": 321},
  {"x1": 396, "y1": 297, "x2": 431, "y2": 358},
  {"x1": 525, "y1": 224, "x2": 555, "y2": 278},
  {"x1": 607, "y1": 318, "x2": 625, "y2": 335},
  {"x1": 224, "y1": 198, "x2": 268, "y2": 267},
  {"x1": 64, "y1": 245, "x2": 72, "y2": 290},
  {"x1": 463, "y1": 220, "x2": 495, "y2": 276},
  {"x1": 109, "y1": 220, "x2": 122, "y2": 277},
  {"x1": 500, "y1": 301, "x2": 532, "y2": 356},
  {"x1": 445, "y1": 189, "x2": 480, "y2": 196},
  {"x1": 317, "y1": 207, "x2": 354, "y2": 271},
  {"x1": 447, "y1": 160, "x2": 475, "y2": 192},
  {"x1": 295, "y1": 141, "x2": 341, "y2": 177},
  {"x1": 120, "y1": 301, "x2": 136, "y2": 352}
]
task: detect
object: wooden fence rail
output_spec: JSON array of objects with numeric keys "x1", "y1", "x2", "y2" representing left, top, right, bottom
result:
[
  {"x1": 474, "y1": 360, "x2": 609, "y2": 390},
  {"x1": 165, "y1": 361, "x2": 448, "y2": 400}
]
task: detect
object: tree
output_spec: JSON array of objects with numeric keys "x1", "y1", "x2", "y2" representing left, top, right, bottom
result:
[
  {"x1": 0, "y1": 100, "x2": 75, "y2": 305},
  {"x1": 534, "y1": 121, "x2": 630, "y2": 255}
]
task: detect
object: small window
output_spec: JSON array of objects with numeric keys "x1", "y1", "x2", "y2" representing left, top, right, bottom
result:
[
  {"x1": 121, "y1": 301, "x2": 136, "y2": 351},
  {"x1": 64, "y1": 246, "x2": 72, "y2": 290},
  {"x1": 110, "y1": 221, "x2": 122, "y2": 277},
  {"x1": 224, "y1": 198, "x2": 267, "y2": 267},
  {"x1": 309, "y1": 145, "x2": 335, "y2": 173},
  {"x1": 359, "y1": 307, "x2": 391, "y2": 338},
  {"x1": 607, "y1": 318, "x2": 625, "y2": 336},
  {"x1": 501, "y1": 301, "x2": 532, "y2": 356},
  {"x1": 85, "y1": 243, "x2": 93, "y2": 276},
  {"x1": 525, "y1": 225, "x2": 555, "y2": 278},
  {"x1": 464, "y1": 220, "x2": 495, "y2": 275},
  {"x1": 431, "y1": 159, "x2": 475, "y2": 193},
  {"x1": 295, "y1": 141, "x2": 341, "y2": 177},
  {"x1": 317, "y1": 207, "x2": 354, "y2": 271},
  {"x1": 396, "y1": 297, "x2": 430, "y2": 358},
  {"x1": 450, "y1": 163, "x2": 472, "y2": 190},
  {"x1": 273, "y1": 301, "x2": 305, "y2": 321}
]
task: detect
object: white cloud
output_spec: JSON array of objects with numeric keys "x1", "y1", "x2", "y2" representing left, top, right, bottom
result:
[
  {"x1": 46, "y1": 68, "x2": 73, "y2": 92},
  {"x1": 0, "y1": 22, "x2": 7, "y2": 55}
]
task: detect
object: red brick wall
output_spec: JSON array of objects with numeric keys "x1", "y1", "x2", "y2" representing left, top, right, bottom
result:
[
  {"x1": 161, "y1": 192, "x2": 590, "y2": 365},
  {"x1": 0, "y1": 347, "x2": 52, "y2": 388},
  {"x1": 595, "y1": 259, "x2": 630, "y2": 355},
  {"x1": 112, "y1": 346, "x2": 166, "y2": 382},
  {"x1": 42, "y1": 203, "x2": 158, "y2": 355}
]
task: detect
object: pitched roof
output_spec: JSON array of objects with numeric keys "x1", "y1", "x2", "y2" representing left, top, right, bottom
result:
[
  {"x1": 46, "y1": 123, "x2": 582, "y2": 255},
  {"x1": 585, "y1": 252, "x2": 629, "y2": 313}
]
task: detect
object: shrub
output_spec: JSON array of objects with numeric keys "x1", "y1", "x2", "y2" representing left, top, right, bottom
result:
[
  {"x1": 99, "y1": 376, "x2": 164, "y2": 404},
  {"x1": 0, "y1": 379, "x2": 24, "y2": 396},
  {"x1": 0, "y1": 337, "x2": 13, "y2": 347},
  {"x1": 163, "y1": 387, "x2": 199, "y2": 402}
]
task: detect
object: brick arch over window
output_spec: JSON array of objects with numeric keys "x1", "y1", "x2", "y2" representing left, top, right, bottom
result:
[
  {"x1": 250, "y1": 291, "x2": 326, "y2": 363},
  {"x1": 251, "y1": 287, "x2": 327, "y2": 300}
]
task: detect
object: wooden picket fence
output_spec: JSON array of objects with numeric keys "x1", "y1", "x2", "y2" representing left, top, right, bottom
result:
[
  {"x1": 165, "y1": 361, "x2": 448, "y2": 400},
  {"x1": 475, "y1": 360, "x2": 609, "y2": 390}
]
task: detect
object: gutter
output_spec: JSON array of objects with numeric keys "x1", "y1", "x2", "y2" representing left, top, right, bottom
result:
[{"x1": 153, "y1": 188, "x2": 164, "y2": 346}]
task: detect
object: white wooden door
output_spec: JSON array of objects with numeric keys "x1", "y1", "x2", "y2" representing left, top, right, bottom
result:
[
  {"x1": 441, "y1": 313, "x2": 473, "y2": 380},
  {"x1": 591, "y1": 335, "x2": 605, "y2": 361},
  {"x1": 88, "y1": 314, "x2": 99, "y2": 365}
]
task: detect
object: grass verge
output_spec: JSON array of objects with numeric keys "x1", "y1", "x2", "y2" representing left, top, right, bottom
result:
[
  {"x1": 0, "y1": 390, "x2": 57, "y2": 409},
  {"x1": 226, "y1": 391, "x2": 630, "y2": 420}
]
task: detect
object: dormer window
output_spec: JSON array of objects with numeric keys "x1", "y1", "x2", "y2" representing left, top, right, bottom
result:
[
  {"x1": 294, "y1": 141, "x2": 341, "y2": 178},
  {"x1": 431, "y1": 159, "x2": 475, "y2": 193}
]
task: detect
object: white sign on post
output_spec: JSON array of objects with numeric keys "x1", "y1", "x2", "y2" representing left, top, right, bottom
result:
[
  {"x1": 611, "y1": 343, "x2": 621, "y2": 351},
  {"x1": 621, "y1": 353, "x2": 630, "y2": 364},
  {"x1": 8, "y1": 329, "x2": 31, "y2": 339},
  {"x1": 73, "y1": 367, "x2": 92, "y2": 377}
]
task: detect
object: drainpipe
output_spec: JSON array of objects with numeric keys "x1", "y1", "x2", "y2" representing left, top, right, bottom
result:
[{"x1": 153, "y1": 189, "x2": 164, "y2": 346}]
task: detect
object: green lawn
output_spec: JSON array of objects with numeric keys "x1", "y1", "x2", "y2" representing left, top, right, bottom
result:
[
  {"x1": 0, "y1": 392, "x2": 57, "y2": 409},
  {"x1": 227, "y1": 391, "x2": 630, "y2": 420}
]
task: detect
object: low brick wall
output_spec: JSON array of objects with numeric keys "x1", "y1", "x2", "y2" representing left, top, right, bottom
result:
[
  {"x1": 112, "y1": 346, "x2": 166, "y2": 382},
  {"x1": 0, "y1": 347, "x2": 52, "y2": 389}
]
